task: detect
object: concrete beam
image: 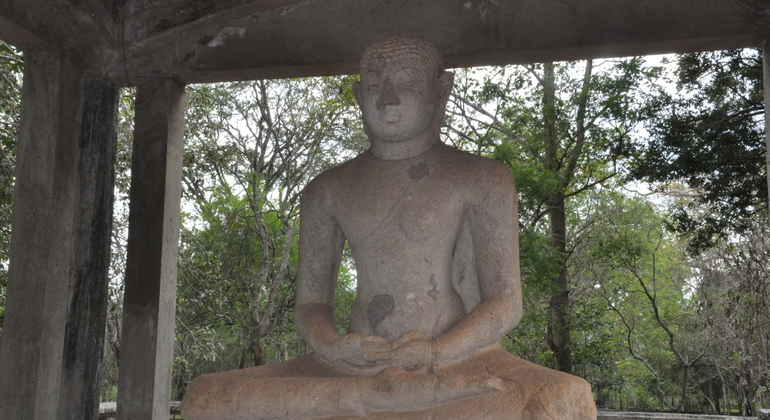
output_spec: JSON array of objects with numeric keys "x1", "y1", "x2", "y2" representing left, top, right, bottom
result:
[
  {"x1": 0, "y1": 13, "x2": 48, "y2": 51},
  {"x1": 121, "y1": 0, "x2": 300, "y2": 44},
  {"x1": 0, "y1": 52, "x2": 118, "y2": 420},
  {"x1": 116, "y1": 78, "x2": 185, "y2": 420},
  {"x1": 111, "y1": 0, "x2": 770, "y2": 84},
  {"x1": 3, "y1": 0, "x2": 769, "y2": 84},
  {"x1": 0, "y1": 0, "x2": 116, "y2": 62}
]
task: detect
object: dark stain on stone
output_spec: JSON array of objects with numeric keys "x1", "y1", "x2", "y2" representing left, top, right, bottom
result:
[
  {"x1": 198, "y1": 34, "x2": 214, "y2": 45},
  {"x1": 367, "y1": 294, "x2": 395, "y2": 332},
  {"x1": 428, "y1": 274, "x2": 439, "y2": 301},
  {"x1": 154, "y1": 4, "x2": 216, "y2": 34},
  {"x1": 408, "y1": 161, "x2": 429, "y2": 181}
]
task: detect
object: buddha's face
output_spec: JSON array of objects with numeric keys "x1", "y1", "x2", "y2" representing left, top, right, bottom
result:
[{"x1": 355, "y1": 55, "x2": 443, "y2": 144}]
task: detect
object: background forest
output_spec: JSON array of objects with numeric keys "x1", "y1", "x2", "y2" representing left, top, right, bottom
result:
[{"x1": 0, "y1": 41, "x2": 768, "y2": 415}]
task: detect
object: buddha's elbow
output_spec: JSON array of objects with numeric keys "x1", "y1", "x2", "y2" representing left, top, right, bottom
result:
[
  {"x1": 509, "y1": 304, "x2": 523, "y2": 330},
  {"x1": 501, "y1": 291, "x2": 523, "y2": 331},
  {"x1": 294, "y1": 303, "x2": 312, "y2": 326}
]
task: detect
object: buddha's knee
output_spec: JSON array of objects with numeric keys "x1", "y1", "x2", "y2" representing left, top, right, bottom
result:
[
  {"x1": 523, "y1": 373, "x2": 596, "y2": 420},
  {"x1": 181, "y1": 372, "x2": 229, "y2": 420}
]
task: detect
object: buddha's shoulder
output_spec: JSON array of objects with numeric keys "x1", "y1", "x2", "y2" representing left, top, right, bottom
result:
[
  {"x1": 302, "y1": 152, "x2": 370, "y2": 194},
  {"x1": 432, "y1": 143, "x2": 513, "y2": 183}
]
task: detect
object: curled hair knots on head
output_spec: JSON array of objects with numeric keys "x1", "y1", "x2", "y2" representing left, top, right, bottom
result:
[{"x1": 360, "y1": 35, "x2": 445, "y2": 77}]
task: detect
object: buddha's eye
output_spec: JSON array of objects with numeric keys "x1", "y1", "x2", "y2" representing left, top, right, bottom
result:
[
  {"x1": 396, "y1": 69, "x2": 421, "y2": 89},
  {"x1": 367, "y1": 83, "x2": 379, "y2": 91}
]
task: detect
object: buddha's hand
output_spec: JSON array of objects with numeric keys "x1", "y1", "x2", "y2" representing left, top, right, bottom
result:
[
  {"x1": 328, "y1": 333, "x2": 393, "y2": 376},
  {"x1": 391, "y1": 331, "x2": 433, "y2": 372}
]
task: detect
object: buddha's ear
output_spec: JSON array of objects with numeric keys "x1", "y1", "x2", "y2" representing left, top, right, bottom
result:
[
  {"x1": 353, "y1": 80, "x2": 362, "y2": 106},
  {"x1": 438, "y1": 71, "x2": 454, "y2": 100}
]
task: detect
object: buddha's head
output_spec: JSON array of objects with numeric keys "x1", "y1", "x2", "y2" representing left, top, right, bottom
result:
[{"x1": 354, "y1": 36, "x2": 454, "y2": 145}]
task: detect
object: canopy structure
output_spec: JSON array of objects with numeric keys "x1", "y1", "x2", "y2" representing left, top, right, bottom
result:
[
  {"x1": 0, "y1": 1, "x2": 768, "y2": 419},
  {"x1": 1, "y1": 0, "x2": 768, "y2": 84}
]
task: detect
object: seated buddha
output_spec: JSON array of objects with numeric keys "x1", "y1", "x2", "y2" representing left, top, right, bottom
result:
[{"x1": 181, "y1": 35, "x2": 597, "y2": 420}]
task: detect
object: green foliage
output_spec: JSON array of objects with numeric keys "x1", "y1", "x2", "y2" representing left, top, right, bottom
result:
[
  {"x1": 0, "y1": 41, "x2": 22, "y2": 334},
  {"x1": 333, "y1": 246, "x2": 357, "y2": 335},
  {"x1": 572, "y1": 190, "x2": 725, "y2": 412},
  {"x1": 691, "y1": 220, "x2": 770, "y2": 415},
  {"x1": 171, "y1": 77, "x2": 363, "y2": 399},
  {"x1": 174, "y1": 188, "x2": 303, "y2": 397},
  {"x1": 448, "y1": 59, "x2": 656, "y2": 372},
  {"x1": 99, "y1": 88, "x2": 136, "y2": 399},
  {"x1": 631, "y1": 49, "x2": 767, "y2": 252}
]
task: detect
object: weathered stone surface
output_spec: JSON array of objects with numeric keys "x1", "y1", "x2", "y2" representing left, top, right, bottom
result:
[
  {"x1": 60, "y1": 77, "x2": 120, "y2": 420},
  {"x1": 3, "y1": 0, "x2": 768, "y2": 84},
  {"x1": 0, "y1": 52, "x2": 119, "y2": 420},
  {"x1": 120, "y1": 0, "x2": 768, "y2": 84},
  {"x1": 182, "y1": 35, "x2": 596, "y2": 420}
]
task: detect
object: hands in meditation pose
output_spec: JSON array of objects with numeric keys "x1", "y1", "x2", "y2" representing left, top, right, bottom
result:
[{"x1": 182, "y1": 35, "x2": 597, "y2": 420}]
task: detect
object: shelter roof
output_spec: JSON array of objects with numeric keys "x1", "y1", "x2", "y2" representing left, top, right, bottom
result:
[{"x1": 1, "y1": 0, "x2": 768, "y2": 85}]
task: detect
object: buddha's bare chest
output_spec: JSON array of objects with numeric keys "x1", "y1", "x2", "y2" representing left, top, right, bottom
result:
[{"x1": 333, "y1": 163, "x2": 468, "y2": 247}]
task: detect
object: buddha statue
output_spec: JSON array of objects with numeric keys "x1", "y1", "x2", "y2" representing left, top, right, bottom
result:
[{"x1": 181, "y1": 35, "x2": 597, "y2": 420}]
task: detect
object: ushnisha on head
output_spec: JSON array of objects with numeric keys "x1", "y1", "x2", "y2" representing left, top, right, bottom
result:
[{"x1": 354, "y1": 35, "x2": 454, "y2": 160}]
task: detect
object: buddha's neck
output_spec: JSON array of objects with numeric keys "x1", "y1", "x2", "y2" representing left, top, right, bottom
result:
[{"x1": 369, "y1": 135, "x2": 440, "y2": 160}]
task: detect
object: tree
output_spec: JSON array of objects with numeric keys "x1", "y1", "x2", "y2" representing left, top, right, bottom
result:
[
  {"x1": 631, "y1": 49, "x2": 767, "y2": 252},
  {"x1": 100, "y1": 87, "x2": 136, "y2": 400},
  {"x1": 172, "y1": 77, "x2": 363, "y2": 397},
  {"x1": 577, "y1": 191, "x2": 707, "y2": 412},
  {"x1": 447, "y1": 59, "x2": 655, "y2": 373},
  {"x1": 692, "y1": 219, "x2": 770, "y2": 415},
  {"x1": 0, "y1": 41, "x2": 22, "y2": 338}
]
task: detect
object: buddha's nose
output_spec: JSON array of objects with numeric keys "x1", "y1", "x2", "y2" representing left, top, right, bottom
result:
[{"x1": 376, "y1": 78, "x2": 400, "y2": 110}]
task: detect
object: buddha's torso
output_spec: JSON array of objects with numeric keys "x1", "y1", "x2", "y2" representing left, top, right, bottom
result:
[{"x1": 326, "y1": 143, "x2": 487, "y2": 341}]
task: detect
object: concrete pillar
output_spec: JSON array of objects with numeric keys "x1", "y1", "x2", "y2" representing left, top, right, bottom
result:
[
  {"x1": 58, "y1": 79, "x2": 120, "y2": 420},
  {"x1": 116, "y1": 78, "x2": 185, "y2": 420},
  {"x1": 0, "y1": 52, "x2": 118, "y2": 420}
]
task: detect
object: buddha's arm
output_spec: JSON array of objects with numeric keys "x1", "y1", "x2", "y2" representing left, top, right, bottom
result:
[
  {"x1": 393, "y1": 162, "x2": 522, "y2": 369},
  {"x1": 295, "y1": 180, "x2": 392, "y2": 375}
]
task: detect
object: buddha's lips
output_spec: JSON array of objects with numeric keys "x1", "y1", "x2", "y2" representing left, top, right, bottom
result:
[{"x1": 380, "y1": 110, "x2": 402, "y2": 123}]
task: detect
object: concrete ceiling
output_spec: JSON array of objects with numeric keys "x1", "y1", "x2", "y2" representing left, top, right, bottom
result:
[{"x1": 1, "y1": 0, "x2": 769, "y2": 86}]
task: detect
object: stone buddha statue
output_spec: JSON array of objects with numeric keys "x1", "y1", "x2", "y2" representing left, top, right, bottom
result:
[{"x1": 181, "y1": 35, "x2": 597, "y2": 420}]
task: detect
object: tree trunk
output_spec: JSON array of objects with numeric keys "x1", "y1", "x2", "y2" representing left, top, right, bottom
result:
[
  {"x1": 251, "y1": 323, "x2": 265, "y2": 366},
  {"x1": 546, "y1": 191, "x2": 572, "y2": 374},
  {"x1": 680, "y1": 364, "x2": 689, "y2": 412},
  {"x1": 741, "y1": 360, "x2": 756, "y2": 417},
  {"x1": 541, "y1": 62, "x2": 573, "y2": 374},
  {"x1": 762, "y1": 42, "x2": 770, "y2": 223}
]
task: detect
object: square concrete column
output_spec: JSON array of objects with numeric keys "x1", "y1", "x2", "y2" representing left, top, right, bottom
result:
[
  {"x1": 58, "y1": 78, "x2": 120, "y2": 420},
  {"x1": 0, "y1": 52, "x2": 118, "y2": 420},
  {"x1": 116, "y1": 78, "x2": 185, "y2": 420}
]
